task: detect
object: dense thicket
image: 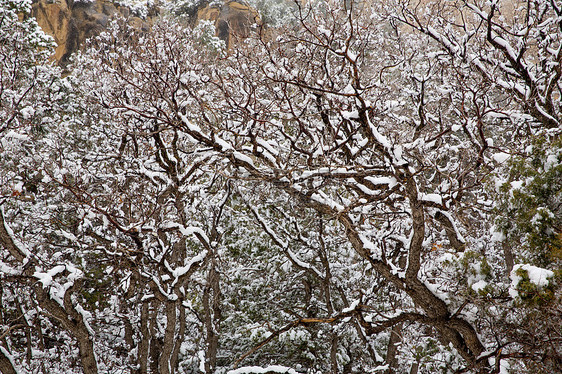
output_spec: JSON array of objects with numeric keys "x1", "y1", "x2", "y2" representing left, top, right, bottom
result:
[{"x1": 1, "y1": 0, "x2": 560, "y2": 373}]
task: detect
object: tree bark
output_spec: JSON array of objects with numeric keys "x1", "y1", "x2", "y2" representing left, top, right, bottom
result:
[
  {"x1": 149, "y1": 302, "x2": 161, "y2": 374},
  {"x1": 159, "y1": 301, "x2": 177, "y2": 374},
  {"x1": 139, "y1": 300, "x2": 150, "y2": 374},
  {"x1": 386, "y1": 323, "x2": 402, "y2": 374},
  {"x1": 203, "y1": 257, "x2": 221, "y2": 373},
  {"x1": 35, "y1": 285, "x2": 98, "y2": 374},
  {"x1": 0, "y1": 346, "x2": 17, "y2": 374},
  {"x1": 502, "y1": 240, "x2": 514, "y2": 275}
]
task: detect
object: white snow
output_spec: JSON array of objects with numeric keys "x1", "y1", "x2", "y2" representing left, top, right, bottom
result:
[
  {"x1": 342, "y1": 110, "x2": 359, "y2": 120},
  {"x1": 250, "y1": 205, "x2": 288, "y2": 249},
  {"x1": 166, "y1": 223, "x2": 211, "y2": 246},
  {"x1": 75, "y1": 303, "x2": 95, "y2": 336},
  {"x1": 436, "y1": 209, "x2": 465, "y2": 243},
  {"x1": 20, "y1": 106, "x2": 35, "y2": 119},
  {"x1": 4, "y1": 130, "x2": 29, "y2": 141},
  {"x1": 310, "y1": 192, "x2": 344, "y2": 211},
  {"x1": 365, "y1": 176, "x2": 398, "y2": 188},
  {"x1": 490, "y1": 226, "x2": 506, "y2": 242},
  {"x1": 228, "y1": 365, "x2": 298, "y2": 374},
  {"x1": 544, "y1": 153, "x2": 559, "y2": 171},
  {"x1": 420, "y1": 193, "x2": 443, "y2": 205},
  {"x1": 170, "y1": 251, "x2": 207, "y2": 279},
  {"x1": 256, "y1": 138, "x2": 279, "y2": 156},
  {"x1": 34, "y1": 265, "x2": 66, "y2": 288},
  {"x1": 33, "y1": 264, "x2": 84, "y2": 306},
  {"x1": 0, "y1": 261, "x2": 20, "y2": 276},
  {"x1": 56, "y1": 229, "x2": 78, "y2": 242},
  {"x1": 509, "y1": 264, "x2": 554, "y2": 298},
  {"x1": 355, "y1": 183, "x2": 378, "y2": 196},
  {"x1": 359, "y1": 234, "x2": 381, "y2": 259},
  {"x1": 471, "y1": 280, "x2": 488, "y2": 293},
  {"x1": 342, "y1": 299, "x2": 359, "y2": 313},
  {"x1": 147, "y1": 273, "x2": 177, "y2": 301},
  {"x1": 0, "y1": 346, "x2": 19, "y2": 374},
  {"x1": 492, "y1": 152, "x2": 510, "y2": 163},
  {"x1": 179, "y1": 113, "x2": 203, "y2": 134},
  {"x1": 286, "y1": 249, "x2": 323, "y2": 278},
  {"x1": 424, "y1": 280, "x2": 450, "y2": 304},
  {"x1": 1, "y1": 207, "x2": 32, "y2": 258},
  {"x1": 198, "y1": 350, "x2": 206, "y2": 373},
  {"x1": 372, "y1": 364, "x2": 389, "y2": 371},
  {"x1": 286, "y1": 249, "x2": 310, "y2": 269},
  {"x1": 233, "y1": 151, "x2": 255, "y2": 168},
  {"x1": 510, "y1": 180, "x2": 524, "y2": 190},
  {"x1": 488, "y1": 357, "x2": 511, "y2": 374}
]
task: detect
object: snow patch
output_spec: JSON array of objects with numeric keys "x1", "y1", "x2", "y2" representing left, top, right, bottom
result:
[
  {"x1": 0, "y1": 346, "x2": 19, "y2": 374},
  {"x1": 420, "y1": 193, "x2": 443, "y2": 205},
  {"x1": 492, "y1": 152, "x2": 510, "y2": 163},
  {"x1": 342, "y1": 299, "x2": 359, "y2": 313},
  {"x1": 509, "y1": 264, "x2": 554, "y2": 298},
  {"x1": 490, "y1": 226, "x2": 506, "y2": 242},
  {"x1": 471, "y1": 280, "x2": 488, "y2": 293},
  {"x1": 365, "y1": 176, "x2": 398, "y2": 188},
  {"x1": 228, "y1": 366, "x2": 299, "y2": 374},
  {"x1": 170, "y1": 251, "x2": 207, "y2": 279}
]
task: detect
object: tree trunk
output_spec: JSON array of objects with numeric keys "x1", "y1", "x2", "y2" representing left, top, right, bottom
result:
[
  {"x1": 139, "y1": 300, "x2": 150, "y2": 374},
  {"x1": 386, "y1": 323, "x2": 402, "y2": 374},
  {"x1": 330, "y1": 333, "x2": 338, "y2": 373},
  {"x1": 503, "y1": 240, "x2": 514, "y2": 275},
  {"x1": 149, "y1": 303, "x2": 161, "y2": 374},
  {"x1": 159, "y1": 301, "x2": 177, "y2": 374},
  {"x1": 203, "y1": 258, "x2": 221, "y2": 373},
  {"x1": 171, "y1": 305, "x2": 186, "y2": 371}
]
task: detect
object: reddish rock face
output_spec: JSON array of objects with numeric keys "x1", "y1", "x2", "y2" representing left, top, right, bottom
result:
[
  {"x1": 32, "y1": 0, "x2": 72, "y2": 62},
  {"x1": 32, "y1": 0, "x2": 151, "y2": 65},
  {"x1": 196, "y1": 1, "x2": 261, "y2": 49},
  {"x1": 31, "y1": 0, "x2": 261, "y2": 64}
]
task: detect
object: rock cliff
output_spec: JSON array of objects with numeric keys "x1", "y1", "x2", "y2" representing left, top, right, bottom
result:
[
  {"x1": 31, "y1": 0, "x2": 260, "y2": 64},
  {"x1": 32, "y1": 0, "x2": 152, "y2": 64},
  {"x1": 196, "y1": 1, "x2": 260, "y2": 49}
]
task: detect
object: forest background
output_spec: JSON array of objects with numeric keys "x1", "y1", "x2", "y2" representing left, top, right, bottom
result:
[{"x1": 0, "y1": 0, "x2": 561, "y2": 373}]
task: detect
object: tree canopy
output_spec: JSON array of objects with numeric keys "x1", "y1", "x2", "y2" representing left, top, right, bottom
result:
[{"x1": 0, "y1": 0, "x2": 560, "y2": 373}]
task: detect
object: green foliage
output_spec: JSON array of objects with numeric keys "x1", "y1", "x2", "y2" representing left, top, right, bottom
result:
[
  {"x1": 166, "y1": 0, "x2": 221, "y2": 18},
  {"x1": 247, "y1": 0, "x2": 297, "y2": 27},
  {"x1": 80, "y1": 255, "x2": 113, "y2": 311},
  {"x1": 495, "y1": 135, "x2": 562, "y2": 269},
  {"x1": 413, "y1": 337, "x2": 458, "y2": 374},
  {"x1": 512, "y1": 267, "x2": 557, "y2": 307},
  {"x1": 193, "y1": 19, "x2": 226, "y2": 55},
  {"x1": 0, "y1": 0, "x2": 56, "y2": 62}
]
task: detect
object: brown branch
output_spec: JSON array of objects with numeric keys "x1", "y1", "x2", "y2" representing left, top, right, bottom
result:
[
  {"x1": 233, "y1": 311, "x2": 357, "y2": 368},
  {"x1": 0, "y1": 324, "x2": 28, "y2": 341}
]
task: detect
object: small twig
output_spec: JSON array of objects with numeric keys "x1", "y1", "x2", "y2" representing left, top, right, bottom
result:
[
  {"x1": 233, "y1": 312, "x2": 356, "y2": 368},
  {"x1": 0, "y1": 324, "x2": 28, "y2": 341}
]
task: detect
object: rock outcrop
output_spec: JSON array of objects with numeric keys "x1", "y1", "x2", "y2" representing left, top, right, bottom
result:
[
  {"x1": 196, "y1": 1, "x2": 261, "y2": 49},
  {"x1": 31, "y1": 0, "x2": 260, "y2": 64},
  {"x1": 32, "y1": 0, "x2": 151, "y2": 65}
]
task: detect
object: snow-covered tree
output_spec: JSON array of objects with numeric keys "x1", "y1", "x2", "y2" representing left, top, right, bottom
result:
[{"x1": 1, "y1": 0, "x2": 560, "y2": 373}]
